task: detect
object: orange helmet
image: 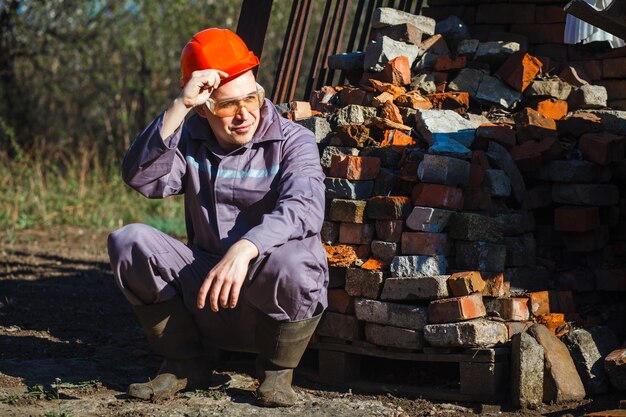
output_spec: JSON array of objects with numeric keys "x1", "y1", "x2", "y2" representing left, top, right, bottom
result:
[{"x1": 180, "y1": 28, "x2": 260, "y2": 87}]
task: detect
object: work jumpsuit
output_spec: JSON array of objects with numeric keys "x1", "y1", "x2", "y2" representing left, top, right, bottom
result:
[{"x1": 107, "y1": 99, "x2": 329, "y2": 352}]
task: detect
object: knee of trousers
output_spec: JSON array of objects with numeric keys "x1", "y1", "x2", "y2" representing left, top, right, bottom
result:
[{"x1": 107, "y1": 223, "x2": 157, "y2": 266}]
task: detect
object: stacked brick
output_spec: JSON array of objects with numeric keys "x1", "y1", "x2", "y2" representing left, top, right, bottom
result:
[{"x1": 289, "y1": 4, "x2": 626, "y2": 404}]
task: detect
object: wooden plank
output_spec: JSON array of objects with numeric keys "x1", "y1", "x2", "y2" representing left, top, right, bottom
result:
[
  {"x1": 310, "y1": 341, "x2": 505, "y2": 363},
  {"x1": 235, "y1": 0, "x2": 273, "y2": 60},
  {"x1": 347, "y1": 379, "x2": 473, "y2": 402}
]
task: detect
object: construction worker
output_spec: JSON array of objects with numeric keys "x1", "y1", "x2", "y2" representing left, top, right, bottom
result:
[{"x1": 107, "y1": 28, "x2": 328, "y2": 407}]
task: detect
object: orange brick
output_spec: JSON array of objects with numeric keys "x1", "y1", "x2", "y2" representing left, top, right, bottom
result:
[
  {"x1": 411, "y1": 183, "x2": 464, "y2": 210},
  {"x1": 579, "y1": 132, "x2": 626, "y2": 165},
  {"x1": 481, "y1": 272, "x2": 509, "y2": 297},
  {"x1": 426, "y1": 92, "x2": 469, "y2": 113},
  {"x1": 536, "y1": 99, "x2": 568, "y2": 120},
  {"x1": 536, "y1": 313, "x2": 568, "y2": 336},
  {"x1": 368, "y1": 79, "x2": 406, "y2": 98},
  {"x1": 329, "y1": 155, "x2": 381, "y2": 180},
  {"x1": 361, "y1": 258, "x2": 386, "y2": 271},
  {"x1": 496, "y1": 52, "x2": 543, "y2": 92},
  {"x1": 554, "y1": 206, "x2": 600, "y2": 232},
  {"x1": 526, "y1": 290, "x2": 550, "y2": 315},
  {"x1": 433, "y1": 55, "x2": 467, "y2": 71},
  {"x1": 448, "y1": 271, "x2": 487, "y2": 296},
  {"x1": 371, "y1": 91, "x2": 395, "y2": 107},
  {"x1": 375, "y1": 219, "x2": 404, "y2": 242},
  {"x1": 401, "y1": 231, "x2": 452, "y2": 256},
  {"x1": 381, "y1": 100, "x2": 404, "y2": 124},
  {"x1": 427, "y1": 293, "x2": 486, "y2": 324},
  {"x1": 339, "y1": 222, "x2": 375, "y2": 245},
  {"x1": 324, "y1": 244, "x2": 359, "y2": 267},
  {"x1": 475, "y1": 123, "x2": 517, "y2": 150},
  {"x1": 394, "y1": 91, "x2": 433, "y2": 110},
  {"x1": 381, "y1": 129, "x2": 416, "y2": 149},
  {"x1": 468, "y1": 150, "x2": 490, "y2": 187},
  {"x1": 493, "y1": 298, "x2": 530, "y2": 321},
  {"x1": 381, "y1": 55, "x2": 412, "y2": 86},
  {"x1": 327, "y1": 288, "x2": 354, "y2": 314}
]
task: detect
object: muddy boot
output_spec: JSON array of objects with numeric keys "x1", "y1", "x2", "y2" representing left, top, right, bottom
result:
[
  {"x1": 128, "y1": 296, "x2": 211, "y2": 400},
  {"x1": 255, "y1": 310, "x2": 322, "y2": 407}
]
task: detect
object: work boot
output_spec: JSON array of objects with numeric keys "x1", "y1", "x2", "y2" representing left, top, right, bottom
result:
[
  {"x1": 255, "y1": 310, "x2": 322, "y2": 407},
  {"x1": 127, "y1": 296, "x2": 211, "y2": 400}
]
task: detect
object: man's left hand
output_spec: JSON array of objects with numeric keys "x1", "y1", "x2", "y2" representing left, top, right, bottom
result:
[{"x1": 197, "y1": 239, "x2": 259, "y2": 312}]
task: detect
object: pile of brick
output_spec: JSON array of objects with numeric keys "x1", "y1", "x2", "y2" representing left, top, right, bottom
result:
[{"x1": 285, "y1": 6, "x2": 626, "y2": 406}]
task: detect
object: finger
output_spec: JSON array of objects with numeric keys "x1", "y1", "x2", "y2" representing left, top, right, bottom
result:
[
  {"x1": 229, "y1": 281, "x2": 241, "y2": 309},
  {"x1": 197, "y1": 272, "x2": 214, "y2": 309},
  {"x1": 209, "y1": 276, "x2": 224, "y2": 313},
  {"x1": 219, "y1": 281, "x2": 232, "y2": 309}
]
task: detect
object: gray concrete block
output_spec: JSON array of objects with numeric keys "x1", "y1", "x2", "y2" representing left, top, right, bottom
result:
[
  {"x1": 365, "y1": 323, "x2": 425, "y2": 349},
  {"x1": 381, "y1": 275, "x2": 449, "y2": 301},
  {"x1": 345, "y1": 268, "x2": 384, "y2": 299},
  {"x1": 355, "y1": 298, "x2": 428, "y2": 330},
  {"x1": 449, "y1": 212, "x2": 503, "y2": 243},
  {"x1": 511, "y1": 331, "x2": 544, "y2": 409},
  {"x1": 455, "y1": 241, "x2": 506, "y2": 272},
  {"x1": 423, "y1": 318, "x2": 508, "y2": 348},
  {"x1": 390, "y1": 255, "x2": 448, "y2": 277},
  {"x1": 418, "y1": 154, "x2": 471, "y2": 186},
  {"x1": 364, "y1": 36, "x2": 420, "y2": 72},
  {"x1": 325, "y1": 178, "x2": 374, "y2": 200},
  {"x1": 406, "y1": 206, "x2": 454, "y2": 233},
  {"x1": 371, "y1": 7, "x2": 436, "y2": 35}
]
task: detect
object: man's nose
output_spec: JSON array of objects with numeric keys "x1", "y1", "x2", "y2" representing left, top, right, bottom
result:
[{"x1": 234, "y1": 103, "x2": 250, "y2": 119}]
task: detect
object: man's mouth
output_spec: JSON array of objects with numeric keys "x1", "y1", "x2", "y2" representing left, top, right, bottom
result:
[{"x1": 231, "y1": 123, "x2": 253, "y2": 134}]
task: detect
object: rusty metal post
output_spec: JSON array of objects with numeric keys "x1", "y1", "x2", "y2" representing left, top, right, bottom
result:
[{"x1": 236, "y1": 0, "x2": 274, "y2": 61}]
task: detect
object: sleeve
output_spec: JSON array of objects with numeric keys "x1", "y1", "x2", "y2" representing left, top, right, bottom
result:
[
  {"x1": 121, "y1": 112, "x2": 188, "y2": 198},
  {"x1": 242, "y1": 125, "x2": 325, "y2": 256}
]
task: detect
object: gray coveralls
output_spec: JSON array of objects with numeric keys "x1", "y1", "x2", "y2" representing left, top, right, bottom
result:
[{"x1": 107, "y1": 99, "x2": 329, "y2": 353}]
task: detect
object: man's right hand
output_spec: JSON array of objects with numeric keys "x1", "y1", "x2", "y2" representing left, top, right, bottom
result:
[{"x1": 161, "y1": 69, "x2": 229, "y2": 139}]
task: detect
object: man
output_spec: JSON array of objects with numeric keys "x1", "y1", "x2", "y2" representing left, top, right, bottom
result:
[{"x1": 107, "y1": 28, "x2": 328, "y2": 408}]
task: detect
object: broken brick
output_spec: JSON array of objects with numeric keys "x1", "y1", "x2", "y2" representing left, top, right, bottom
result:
[
  {"x1": 536, "y1": 99, "x2": 568, "y2": 121},
  {"x1": 380, "y1": 55, "x2": 412, "y2": 86},
  {"x1": 329, "y1": 155, "x2": 381, "y2": 180},
  {"x1": 427, "y1": 293, "x2": 487, "y2": 324},
  {"x1": 426, "y1": 91, "x2": 469, "y2": 113},
  {"x1": 496, "y1": 52, "x2": 543, "y2": 92},
  {"x1": 475, "y1": 123, "x2": 517, "y2": 150},
  {"x1": 394, "y1": 90, "x2": 433, "y2": 110},
  {"x1": 514, "y1": 107, "x2": 557, "y2": 143},
  {"x1": 324, "y1": 244, "x2": 359, "y2": 267},
  {"x1": 381, "y1": 100, "x2": 404, "y2": 123},
  {"x1": 433, "y1": 55, "x2": 467, "y2": 71},
  {"x1": 411, "y1": 183, "x2": 464, "y2": 210},
  {"x1": 367, "y1": 196, "x2": 412, "y2": 220},
  {"x1": 448, "y1": 271, "x2": 487, "y2": 296}
]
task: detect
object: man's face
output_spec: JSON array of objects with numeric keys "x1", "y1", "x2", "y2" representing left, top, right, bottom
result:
[{"x1": 203, "y1": 71, "x2": 261, "y2": 151}]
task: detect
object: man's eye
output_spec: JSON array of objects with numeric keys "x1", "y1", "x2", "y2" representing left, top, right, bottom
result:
[
  {"x1": 242, "y1": 95, "x2": 257, "y2": 103},
  {"x1": 217, "y1": 100, "x2": 238, "y2": 110}
]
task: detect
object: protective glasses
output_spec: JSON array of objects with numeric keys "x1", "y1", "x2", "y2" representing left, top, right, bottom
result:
[{"x1": 205, "y1": 83, "x2": 265, "y2": 118}]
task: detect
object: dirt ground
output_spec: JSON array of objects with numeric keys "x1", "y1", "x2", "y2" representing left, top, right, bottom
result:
[{"x1": 0, "y1": 226, "x2": 623, "y2": 417}]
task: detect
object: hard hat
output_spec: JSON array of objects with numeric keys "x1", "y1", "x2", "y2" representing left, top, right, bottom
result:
[{"x1": 180, "y1": 28, "x2": 260, "y2": 87}]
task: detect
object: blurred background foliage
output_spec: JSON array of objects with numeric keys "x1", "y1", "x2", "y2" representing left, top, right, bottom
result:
[{"x1": 0, "y1": 0, "x2": 361, "y2": 236}]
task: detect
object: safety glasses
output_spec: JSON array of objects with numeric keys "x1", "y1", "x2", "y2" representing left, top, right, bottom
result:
[{"x1": 205, "y1": 83, "x2": 265, "y2": 118}]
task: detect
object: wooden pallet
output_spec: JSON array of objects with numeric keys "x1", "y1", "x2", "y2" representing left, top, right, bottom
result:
[{"x1": 306, "y1": 340, "x2": 510, "y2": 403}]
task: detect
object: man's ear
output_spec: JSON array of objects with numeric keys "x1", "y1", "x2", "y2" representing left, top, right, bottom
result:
[{"x1": 195, "y1": 105, "x2": 209, "y2": 119}]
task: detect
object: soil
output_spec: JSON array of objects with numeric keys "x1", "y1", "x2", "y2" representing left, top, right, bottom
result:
[{"x1": 0, "y1": 226, "x2": 622, "y2": 417}]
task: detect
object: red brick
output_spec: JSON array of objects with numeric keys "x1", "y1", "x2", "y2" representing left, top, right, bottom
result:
[
  {"x1": 570, "y1": 60, "x2": 603, "y2": 81},
  {"x1": 494, "y1": 298, "x2": 530, "y2": 321},
  {"x1": 510, "y1": 23, "x2": 565, "y2": 44},
  {"x1": 496, "y1": 52, "x2": 543, "y2": 92},
  {"x1": 448, "y1": 271, "x2": 486, "y2": 296},
  {"x1": 419, "y1": 34, "x2": 450, "y2": 56},
  {"x1": 515, "y1": 107, "x2": 557, "y2": 142},
  {"x1": 426, "y1": 92, "x2": 469, "y2": 114},
  {"x1": 411, "y1": 183, "x2": 464, "y2": 210},
  {"x1": 561, "y1": 226, "x2": 609, "y2": 252},
  {"x1": 609, "y1": 99, "x2": 626, "y2": 110},
  {"x1": 595, "y1": 268, "x2": 626, "y2": 291},
  {"x1": 526, "y1": 290, "x2": 550, "y2": 316},
  {"x1": 335, "y1": 124, "x2": 374, "y2": 148},
  {"x1": 510, "y1": 142, "x2": 543, "y2": 172},
  {"x1": 401, "y1": 231, "x2": 452, "y2": 256},
  {"x1": 338, "y1": 87, "x2": 367, "y2": 106},
  {"x1": 371, "y1": 91, "x2": 395, "y2": 108},
  {"x1": 462, "y1": 186, "x2": 498, "y2": 211},
  {"x1": 603, "y1": 57, "x2": 626, "y2": 78},
  {"x1": 422, "y1": 5, "x2": 476, "y2": 25},
  {"x1": 468, "y1": 150, "x2": 490, "y2": 187},
  {"x1": 532, "y1": 43, "x2": 568, "y2": 62},
  {"x1": 535, "y1": 5, "x2": 566, "y2": 23},
  {"x1": 327, "y1": 288, "x2": 354, "y2": 314},
  {"x1": 380, "y1": 56, "x2": 412, "y2": 86},
  {"x1": 557, "y1": 112, "x2": 603, "y2": 137},
  {"x1": 535, "y1": 99, "x2": 568, "y2": 121},
  {"x1": 381, "y1": 129, "x2": 416, "y2": 149},
  {"x1": 381, "y1": 100, "x2": 404, "y2": 124},
  {"x1": 536, "y1": 136, "x2": 563, "y2": 161},
  {"x1": 579, "y1": 132, "x2": 626, "y2": 165},
  {"x1": 394, "y1": 91, "x2": 433, "y2": 110},
  {"x1": 475, "y1": 123, "x2": 517, "y2": 150},
  {"x1": 597, "y1": 79, "x2": 626, "y2": 100},
  {"x1": 433, "y1": 55, "x2": 466, "y2": 71},
  {"x1": 560, "y1": 65, "x2": 590, "y2": 87},
  {"x1": 554, "y1": 206, "x2": 600, "y2": 232},
  {"x1": 427, "y1": 293, "x2": 487, "y2": 324},
  {"x1": 476, "y1": 3, "x2": 535, "y2": 24},
  {"x1": 481, "y1": 272, "x2": 510, "y2": 297},
  {"x1": 367, "y1": 196, "x2": 412, "y2": 220},
  {"x1": 339, "y1": 222, "x2": 375, "y2": 245},
  {"x1": 310, "y1": 86, "x2": 338, "y2": 113},
  {"x1": 329, "y1": 155, "x2": 381, "y2": 180},
  {"x1": 375, "y1": 219, "x2": 404, "y2": 242}
]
